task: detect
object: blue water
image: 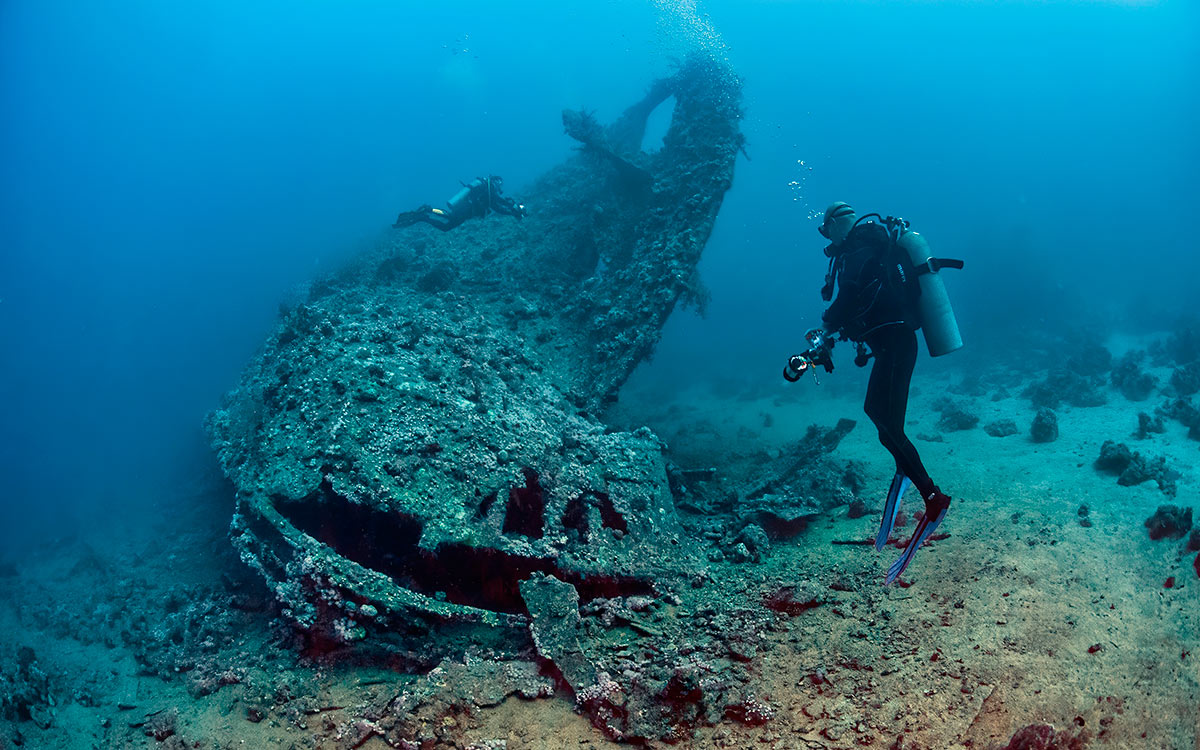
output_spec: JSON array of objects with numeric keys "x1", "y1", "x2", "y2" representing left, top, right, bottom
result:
[{"x1": 2, "y1": 0, "x2": 1197, "y2": 550}]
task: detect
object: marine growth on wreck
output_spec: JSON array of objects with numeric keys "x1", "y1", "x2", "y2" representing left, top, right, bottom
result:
[{"x1": 208, "y1": 56, "x2": 745, "y2": 635}]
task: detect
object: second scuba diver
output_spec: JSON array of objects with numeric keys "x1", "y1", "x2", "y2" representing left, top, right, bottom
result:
[
  {"x1": 394, "y1": 175, "x2": 526, "y2": 232},
  {"x1": 786, "y1": 202, "x2": 964, "y2": 584}
]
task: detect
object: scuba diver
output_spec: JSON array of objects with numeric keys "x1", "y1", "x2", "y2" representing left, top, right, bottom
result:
[
  {"x1": 393, "y1": 175, "x2": 526, "y2": 232},
  {"x1": 784, "y1": 202, "x2": 964, "y2": 584}
]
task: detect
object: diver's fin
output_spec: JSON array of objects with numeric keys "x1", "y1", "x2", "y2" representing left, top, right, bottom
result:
[
  {"x1": 393, "y1": 205, "x2": 430, "y2": 228},
  {"x1": 393, "y1": 212, "x2": 419, "y2": 228},
  {"x1": 885, "y1": 493, "x2": 950, "y2": 585},
  {"x1": 874, "y1": 472, "x2": 911, "y2": 551}
]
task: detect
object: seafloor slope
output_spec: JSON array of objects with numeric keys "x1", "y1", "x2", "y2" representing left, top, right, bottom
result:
[{"x1": 2, "y1": 326, "x2": 1198, "y2": 749}]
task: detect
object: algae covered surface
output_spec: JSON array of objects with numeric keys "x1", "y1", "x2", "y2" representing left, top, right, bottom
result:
[{"x1": 3, "y1": 358, "x2": 1199, "y2": 748}]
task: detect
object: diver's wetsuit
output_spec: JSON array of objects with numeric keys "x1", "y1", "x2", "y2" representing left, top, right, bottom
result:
[
  {"x1": 394, "y1": 176, "x2": 525, "y2": 232},
  {"x1": 863, "y1": 326, "x2": 934, "y2": 497},
  {"x1": 821, "y1": 221, "x2": 935, "y2": 498}
]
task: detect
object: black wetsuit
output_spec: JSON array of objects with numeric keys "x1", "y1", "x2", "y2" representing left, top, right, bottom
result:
[
  {"x1": 821, "y1": 222, "x2": 935, "y2": 498},
  {"x1": 394, "y1": 177, "x2": 524, "y2": 232}
]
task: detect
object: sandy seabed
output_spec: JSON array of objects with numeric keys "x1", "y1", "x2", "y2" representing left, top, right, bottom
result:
[{"x1": 2, "y1": 351, "x2": 1198, "y2": 750}]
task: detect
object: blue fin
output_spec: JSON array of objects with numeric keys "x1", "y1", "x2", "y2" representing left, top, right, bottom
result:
[
  {"x1": 874, "y1": 472, "x2": 910, "y2": 551},
  {"x1": 885, "y1": 501, "x2": 948, "y2": 585}
]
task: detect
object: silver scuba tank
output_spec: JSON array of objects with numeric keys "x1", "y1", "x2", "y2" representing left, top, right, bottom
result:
[
  {"x1": 897, "y1": 229, "x2": 963, "y2": 356},
  {"x1": 445, "y1": 181, "x2": 479, "y2": 213}
]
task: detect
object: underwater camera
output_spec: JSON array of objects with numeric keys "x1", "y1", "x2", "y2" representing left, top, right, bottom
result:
[{"x1": 783, "y1": 328, "x2": 835, "y2": 382}]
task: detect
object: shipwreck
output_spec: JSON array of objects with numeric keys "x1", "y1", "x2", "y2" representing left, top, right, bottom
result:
[{"x1": 207, "y1": 56, "x2": 745, "y2": 639}]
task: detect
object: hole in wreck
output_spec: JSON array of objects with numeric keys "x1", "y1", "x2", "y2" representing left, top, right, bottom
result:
[
  {"x1": 503, "y1": 467, "x2": 545, "y2": 538},
  {"x1": 473, "y1": 490, "x2": 497, "y2": 521},
  {"x1": 562, "y1": 492, "x2": 627, "y2": 541},
  {"x1": 595, "y1": 492, "x2": 628, "y2": 533},
  {"x1": 275, "y1": 480, "x2": 650, "y2": 616},
  {"x1": 561, "y1": 498, "x2": 589, "y2": 543},
  {"x1": 641, "y1": 94, "x2": 676, "y2": 153}
]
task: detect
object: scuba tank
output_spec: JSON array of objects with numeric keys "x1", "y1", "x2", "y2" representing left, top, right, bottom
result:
[
  {"x1": 444, "y1": 177, "x2": 489, "y2": 216},
  {"x1": 896, "y1": 228, "x2": 963, "y2": 357},
  {"x1": 445, "y1": 179, "x2": 482, "y2": 215}
]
